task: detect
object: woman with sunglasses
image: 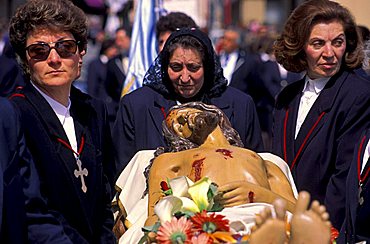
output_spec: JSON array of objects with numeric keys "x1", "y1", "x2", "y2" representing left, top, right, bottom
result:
[{"x1": 8, "y1": 0, "x2": 116, "y2": 242}]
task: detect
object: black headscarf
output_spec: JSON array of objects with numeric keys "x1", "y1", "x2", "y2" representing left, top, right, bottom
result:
[{"x1": 143, "y1": 28, "x2": 227, "y2": 102}]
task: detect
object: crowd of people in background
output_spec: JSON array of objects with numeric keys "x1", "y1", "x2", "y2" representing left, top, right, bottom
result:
[
  {"x1": 1, "y1": 0, "x2": 370, "y2": 243},
  {"x1": 1, "y1": 5, "x2": 319, "y2": 147},
  {"x1": 3, "y1": 1, "x2": 369, "y2": 149}
]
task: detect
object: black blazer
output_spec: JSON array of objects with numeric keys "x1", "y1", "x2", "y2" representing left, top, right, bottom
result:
[
  {"x1": 105, "y1": 54, "x2": 127, "y2": 103},
  {"x1": 0, "y1": 97, "x2": 73, "y2": 243},
  {"x1": 0, "y1": 55, "x2": 25, "y2": 97},
  {"x1": 10, "y1": 85, "x2": 116, "y2": 243},
  {"x1": 272, "y1": 69, "x2": 370, "y2": 230},
  {"x1": 0, "y1": 98, "x2": 30, "y2": 243},
  {"x1": 339, "y1": 129, "x2": 370, "y2": 243},
  {"x1": 228, "y1": 50, "x2": 261, "y2": 95}
]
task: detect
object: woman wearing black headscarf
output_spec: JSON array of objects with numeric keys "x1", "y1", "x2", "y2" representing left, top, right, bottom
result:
[{"x1": 113, "y1": 28, "x2": 263, "y2": 174}]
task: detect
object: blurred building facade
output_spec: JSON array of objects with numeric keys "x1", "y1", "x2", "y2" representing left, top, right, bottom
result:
[
  {"x1": 1, "y1": 0, "x2": 370, "y2": 41},
  {"x1": 162, "y1": 0, "x2": 370, "y2": 32}
]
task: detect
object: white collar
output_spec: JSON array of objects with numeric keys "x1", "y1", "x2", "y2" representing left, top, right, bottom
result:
[
  {"x1": 228, "y1": 51, "x2": 238, "y2": 58},
  {"x1": 302, "y1": 76, "x2": 330, "y2": 94},
  {"x1": 31, "y1": 81, "x2": 71, "y2": 125},
  {"x1": 221, "y1": 50, "x2": 238, "y2": 58},
  {"x1": 100, "y1": 54, "x2": 109, "y2": 64}
]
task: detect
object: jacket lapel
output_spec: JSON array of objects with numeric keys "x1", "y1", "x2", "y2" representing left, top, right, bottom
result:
[
  {"x1": 70, "y1": 87, "x2": 98, "y2": 180},
  {"x1": 359, "y1": 129, "x2": 370, "y2": 180},
  {"x1": 233, "y1": 51, "x2": 246, "y2": 73},
  {"x1": 275, "y1": 76, "x2": 303, "y2": 165},
  {"x1": 114, "y1": 54, "x2": 125, "y2": 77},
  {"x1": 284, "y1": 94, "x2": 300, "y2": 165},
  {"x1": 293, "y1": 70, "x2": 348, "y2": 164},
  {"x1": 25, "y1": 85, "x2": 91, "y2": 191},
  {"x1": 23, "y1": 85, "x2": 69, "y2": 141}
]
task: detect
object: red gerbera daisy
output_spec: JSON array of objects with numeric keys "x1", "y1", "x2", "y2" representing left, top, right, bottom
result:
[
  {"x1": 191, "y1": 233, "x2": 212, "y2": 244},
  {"x1": 191, "y1": 210, "x2": 230, "y2": 234},
  {"x1": 156, "y1": 216, "x2": 193, "y2": 243}
]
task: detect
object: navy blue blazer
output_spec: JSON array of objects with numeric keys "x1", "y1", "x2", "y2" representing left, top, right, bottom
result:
[
  {"x1": 339, "y1": 129, "x2": 370, "y2": 243},
  {"x1": 113, "y1": 85, "x2": 264, "y2": 173},
  {"x1": 87, "y1": 58, "x2": 109, "y2": 101},
  {"x1": 0, "y1": 98, "x2": 72, "y2": 243},
  {"x1": 10, "y1": 85, "x2": 116, "y2": 243},
  {"x1": 228, "y1": 50, "x2": 261, "y2": 95},
  {"x1": 0, "y1": 55, "x2": 25, "y2": 97},
  {"x1": 87, "y1": 57, "x2": 117, "y2": 129},
  {"x1": 105, "y1": 54, "x2": 127, "y2": 104},
  {"x1": 272, "y1": 69, "x2": 370, "y2": 230},
  {"x1": 0, "y1": 98, "x2": 30, "y2": 243}
]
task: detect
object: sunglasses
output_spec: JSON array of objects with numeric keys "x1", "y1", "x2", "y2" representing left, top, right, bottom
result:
[{"x1": 25, "y1": 40, "x2": 80, "y2": 61}]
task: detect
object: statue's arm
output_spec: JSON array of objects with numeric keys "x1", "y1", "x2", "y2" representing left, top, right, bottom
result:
[
  {"x1": 265, "y1": 160, "x2": 297, "y2": 204},
  {"x1": 218, "y1": 180, "x2": 296, "y2": 213}
]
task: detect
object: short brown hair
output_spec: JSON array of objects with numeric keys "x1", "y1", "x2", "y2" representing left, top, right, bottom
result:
[
  {"x1": 274, "y1": 0, "x2": 363, "y2": 73},
  {"x1": 9, "y1": 0, "x2": 88, "y2": 76}
]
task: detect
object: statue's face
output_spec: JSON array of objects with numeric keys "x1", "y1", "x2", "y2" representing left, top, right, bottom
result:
[
  {"x1": 166, "y1": 108, "x2": 202, "y2": 139},
  {"x1": 166, "y1": 107, "x2": 220, "y2": 145}
]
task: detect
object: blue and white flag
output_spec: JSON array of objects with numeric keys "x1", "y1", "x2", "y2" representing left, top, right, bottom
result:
[{"x1": 121, "y1": 0, "x2": 163, "y2": 96}]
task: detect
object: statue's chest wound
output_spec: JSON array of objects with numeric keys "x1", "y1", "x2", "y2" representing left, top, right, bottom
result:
[
  {"x1": 216, "y1": 148, "x2": 233, "y2": 159},
  {"x1": 191, "y1": 157, "x2": 206, "y2": 181}
]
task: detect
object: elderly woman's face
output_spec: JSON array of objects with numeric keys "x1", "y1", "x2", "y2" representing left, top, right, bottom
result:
[
  {"x1": 168, "y1": 47, "x2": 204, "y2": 99},
  {"x1": 304, "y1": 21, "x2": 346, "y2": 79},
  {"x1": 25, "y1": 28, "x2": 85, "y2": 90}
]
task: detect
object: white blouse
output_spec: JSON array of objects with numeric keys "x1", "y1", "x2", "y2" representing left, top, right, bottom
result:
[{"x1": 295, "y1": 76, "x2": 330, "y2": 139}]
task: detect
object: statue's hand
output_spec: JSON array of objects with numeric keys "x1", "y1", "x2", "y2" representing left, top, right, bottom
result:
[{"x1": 217, "y1": 181, "x2": 259, "y2": 207}]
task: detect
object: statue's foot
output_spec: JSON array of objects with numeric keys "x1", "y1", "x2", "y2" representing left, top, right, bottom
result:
[
  {"x1": 249, "y1": 198, "x2": 287, "y2": 244},
  {"x1": 289, "y1": 191, "x2": 331, "y2": 244}
]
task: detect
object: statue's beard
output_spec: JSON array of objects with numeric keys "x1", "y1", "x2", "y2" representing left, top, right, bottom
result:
[{"x1": 188, "y1": 111, "x2": 219, "y2": 145}]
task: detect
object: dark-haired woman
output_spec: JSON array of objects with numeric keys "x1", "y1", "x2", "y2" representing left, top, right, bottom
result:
[
  {"x1": 272, "y1": 0, "x2": 370, "y2": 231},
  {"x1": 8, "y1": 0, "x2": 116, "y2": 242},
  {"x1": 112, "y1": 28, "x2": 264, "y2": 174}
]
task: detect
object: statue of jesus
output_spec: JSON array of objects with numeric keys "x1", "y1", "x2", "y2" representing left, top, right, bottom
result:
[{"x1": 145, "y1": 102, "x2": 297, "y2": 226}]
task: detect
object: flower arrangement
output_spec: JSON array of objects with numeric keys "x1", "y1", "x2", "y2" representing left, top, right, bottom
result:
[
  {"x1": 139, "y1": 176, "x2": 250, "y2": 243},
  {"x1": 139, "y1": 176, "x2": 339, "y2": 244}
]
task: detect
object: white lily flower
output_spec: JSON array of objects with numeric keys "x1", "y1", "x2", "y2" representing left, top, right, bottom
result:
[
  {"x1": 169, "y1": 176, "x2": 194, "y2": 197},
  {"x1": 154, "y1": 196, "x2": 182, "y2": 223},
  {"x1": 179, "y1": 196, "x2": 200, "y2": 213}
]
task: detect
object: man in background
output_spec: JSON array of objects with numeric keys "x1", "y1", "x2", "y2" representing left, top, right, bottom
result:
[
  {"x1": 88, "y1": 39, "x2": 119, "y2": 128},
  {"x1": 156, "y1": 12, "x2": 198, "y2": 52},
  {"x1": 106, "y1": 26, "x2": 131, "y2": 124},
  {"x1": 219, "y1": 26, "x2": 260, "y2": 90}
]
